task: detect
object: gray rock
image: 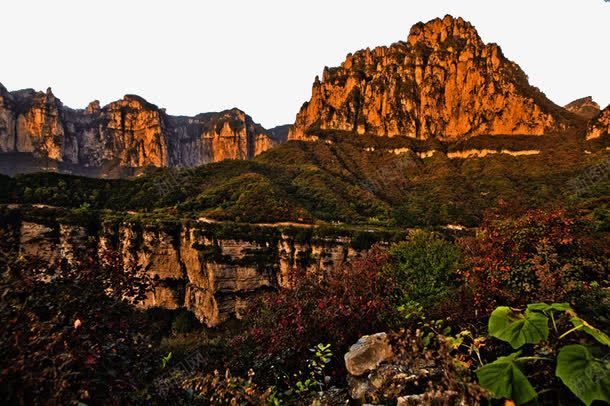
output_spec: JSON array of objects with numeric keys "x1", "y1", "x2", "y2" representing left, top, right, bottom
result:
[
  {"x1": 396, "y1": 391, "x2": 459, "y2": 405},
  {"x1": 344, "y1": 333, "x2": 393, "y2": 376}
]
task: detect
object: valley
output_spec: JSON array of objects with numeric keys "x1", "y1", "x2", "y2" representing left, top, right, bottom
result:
[{"x1": 0, "y1": 12, "x2": 608, "y2": 406}]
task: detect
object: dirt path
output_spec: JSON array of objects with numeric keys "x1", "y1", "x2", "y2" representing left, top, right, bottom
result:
[{"x1": 197, "y1": 217, "x2": 314, "y2": 228}]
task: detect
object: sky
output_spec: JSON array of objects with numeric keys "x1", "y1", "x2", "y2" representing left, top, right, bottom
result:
[{"x1": 1, "y1": 0, "x2": 608, "y2": 128}]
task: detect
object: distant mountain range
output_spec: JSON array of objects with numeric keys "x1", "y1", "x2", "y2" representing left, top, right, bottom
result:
[
  {"x1": 0, "y1": 85, "x2": 287, "y2": 176},
  {"x1": 1, "y1": 15, "x2": 608, "y2": 178},
  {"x1": 1, "y1": 15, "x2": 609, "y2": 328}
]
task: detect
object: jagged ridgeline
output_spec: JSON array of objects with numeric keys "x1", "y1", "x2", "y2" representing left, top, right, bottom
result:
[
  {"x1": 0, "y1": 85, "x2": 288, "y2": 176},
  {"x1": 289, "y1": 15, "x2": 585, "y2": 140},
  {"x1": 1, "y1": 15, "x2": 608, "y2": 180},
  {"x1": 1, "y1": 14, "x2": 609, "y2": 227}
]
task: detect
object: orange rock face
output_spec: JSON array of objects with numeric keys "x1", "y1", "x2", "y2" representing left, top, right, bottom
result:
[
  {"x1": 289, "y1": 15, "x2": 574, "y2": 141},
  {"x1": 104, "y1": 95, "x2": 169, "y2": 167},
  {"x1": 0, "y1": 84, "x2": 280, "y2": 168},
  {"x1": 586, "y1": 105, "x2": 610, "y2": 140},
  {"x1": 564, "y1": 96, "x2": 600, "y2": 120},
  {"x1": 3, "y1": 88, "x2": 65, "y2": 160}
]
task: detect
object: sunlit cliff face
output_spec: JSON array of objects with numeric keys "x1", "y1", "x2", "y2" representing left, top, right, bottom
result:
[
  {"x1": 289, "y1": 15, "x2": 575, "y2": 141},
  {"x1": 586, "y1": 105, "x2": 610, "y2": 141},
  {"x1": 0, "y1": 85, "x2": 279, "y2": 168}
]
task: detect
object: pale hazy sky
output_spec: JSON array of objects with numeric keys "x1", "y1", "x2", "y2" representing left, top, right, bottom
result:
[{"x1": 1, "y1": 0, "x2": 608, "y2": 128}]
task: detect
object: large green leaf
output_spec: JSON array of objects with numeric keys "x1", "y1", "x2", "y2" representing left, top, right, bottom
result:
[
  {"x1": 556, "y1": 344, "x2": 610, "y2": 405},
  {"x1": 489, "y1": 306, "x2": 549, "y2": 349},
  {"x1": 527, "y1": 302, "x2": 571, "y2": 313},
  {"x1": 476, "y1": 352, "x2": 538, "y2": 405},
  {"x1": 568, "y1": 316, "x2": 610, "y2": 347}
]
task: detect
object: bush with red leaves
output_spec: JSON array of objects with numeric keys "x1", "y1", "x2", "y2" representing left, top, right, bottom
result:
[
  {"x1": 0, "y1": 251, "x2": 158, "y2": 405},
  {"x1": 233, "y1": 246, "x2": 397, "y2": 385},
  {"x1": 460, "y1": 209, "x2": 609, "y2": 314}
]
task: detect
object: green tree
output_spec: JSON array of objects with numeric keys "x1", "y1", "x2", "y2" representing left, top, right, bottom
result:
[{"x1": 385, "y1": 231, "x2": 462, "y2": 316}]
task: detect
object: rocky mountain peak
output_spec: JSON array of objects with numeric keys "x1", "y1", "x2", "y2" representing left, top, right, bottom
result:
[
  {"x1": 86, "y1": 100, "x2": 101, "y2": 114},
  {"x1": 564, "y1": 96, "x2": 601, "y2": 119},
  {"x1": 112, "y1": 94, "x2": 160, "y2": 112},
  {"x1": 0, "y1": 83, "x2": 11, "y2": 109},
  {"x1": 406, "y1": 15, "x2": 483, "y2": 50},
  {"x1": 289, "y1": 16, "x2": 577, "y2": 141},
  {"x1": 0, "y1": 85, "x2": 282, "y2": 173}
]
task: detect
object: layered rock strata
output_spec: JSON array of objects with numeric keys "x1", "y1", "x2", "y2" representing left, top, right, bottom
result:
[{"x1": 6, "y1": 217, "x2": 362, "y2": 327}]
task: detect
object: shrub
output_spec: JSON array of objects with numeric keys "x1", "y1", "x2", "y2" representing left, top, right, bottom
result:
[
  {"x1": 384, "y1": 230, "x2": 462, "y2": 318},
  {"x1": 171, "y1": 309, "x2": 200, "y2": 334},
  {"x1": 0, "y1": 251, "x2": 157, "y2": 404},
  {"x1": 142, "y1": 366, "x2": 282, "y2": 405},
  {"x1": 166, "y1": 369, "x2": 281, "y2": 405},
  {"x1": 461, "y1": 209, "x2": 609, "y2": 313},
  {"x1": 235, "y1": 246, "x2": 396, "y2": 386}
]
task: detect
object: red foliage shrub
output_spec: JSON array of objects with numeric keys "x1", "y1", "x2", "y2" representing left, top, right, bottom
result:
[
  {"x1": 234, "y1": 246, "x2": 397, "y2": 384},
  {"x1": 0, "y1": 251, "x2": 158, "y2": 405},
  {"x1": 460, "y1": 209, "x2": 609, "y2": 313}
]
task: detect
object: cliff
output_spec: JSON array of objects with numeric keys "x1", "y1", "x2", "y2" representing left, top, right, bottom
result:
[
  {"x1": 586, "y1": 104, "x2": 610, "y2": 140},
  {"x1": 1, "y1": 208, "x2": 367, "y2": 327},
  {"x1": 289, "y1": 15, "x2": 578, "y2": 141},
  {"x1": 0, "y1": 83, "x2": 280, "y2": 171}
]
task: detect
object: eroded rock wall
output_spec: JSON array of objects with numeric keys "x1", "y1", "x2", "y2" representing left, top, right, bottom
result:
[
  {"x1": 0, "y1": 83, "x2": 280, "y2": 169},
  {"x1": 4, "y1": 217, "x2": 361, "y2": 327},
  {"x1": 586, "y1": 105, "x2": 610, "y2": 141}
]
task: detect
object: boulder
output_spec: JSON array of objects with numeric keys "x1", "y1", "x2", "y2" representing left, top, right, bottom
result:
[{"x1": 344, "y1": 332, "x2": 393, "y2": 376}]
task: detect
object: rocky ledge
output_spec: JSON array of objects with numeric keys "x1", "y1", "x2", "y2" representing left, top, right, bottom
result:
[{"x1": 2, "y1": 212, "x2": 365, "y2": 327}]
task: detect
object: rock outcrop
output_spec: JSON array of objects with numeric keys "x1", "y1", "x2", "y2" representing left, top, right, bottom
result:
[
  {"x1": 564, "y1": 96, "x2": 600, "y2": 120},
  {"x1": 586, "y1": 105, "x2": 610, "y2": 140},
  {"x1": 289, "y1": 15, "x2": 576, "y2": 141},
  {"x1": 344, "y1": 333, "x2": 393, "y2": 376},
  {"x1": 344, "y1": 332, "x2": 467, "y2": 403},
  {"x1": 0, "y1": 83, "x2": 281, "y2": 170},
  {"x1": 2, "y1": 211, "x2": 363, "y2": 327}
]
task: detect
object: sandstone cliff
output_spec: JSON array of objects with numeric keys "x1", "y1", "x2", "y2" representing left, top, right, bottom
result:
[
  {"x1": 564, "y1": 96, "x2": 600, "y2": 120},
  {"x1": 2, "y1": 209, "x2": 363, "y2": 327},
  {"x1": 289, "y1": 15, "x2": 578, "y2": 141},
  {"x1": 586, "y1": 105, "x2": 610, "y2": 140},
  {"x1": 0, "y1": 83, "x2": 280, "y2": 170}
]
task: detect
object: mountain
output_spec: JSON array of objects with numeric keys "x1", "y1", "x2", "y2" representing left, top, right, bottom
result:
[
  {"x1": 0, "y1": 84, "x2": 279, "y2": 175},
  {"x1": 1, "y1": 14, "x2": 608, "y2": 330},
  {"x1": 267, "y1": 124, "x2": 291, "y2": 143},
  {"x1": 586, "y1": 104, "x2": 610, "y2": 140},
  {"x1": 289, "y1": 15, "x2": 580, "y2": 141},
  {"x1": 564, "y1": 96, "x2": 601, "y2": 119}
]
